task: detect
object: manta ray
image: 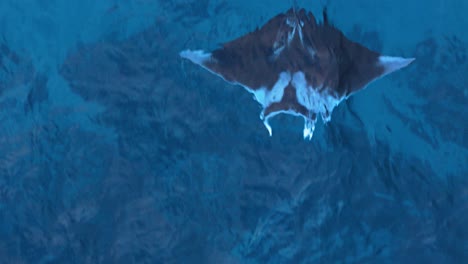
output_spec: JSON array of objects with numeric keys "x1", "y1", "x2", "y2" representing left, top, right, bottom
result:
[{"x1": 180, "y1": 7, "x2": 414, "y2": 139}]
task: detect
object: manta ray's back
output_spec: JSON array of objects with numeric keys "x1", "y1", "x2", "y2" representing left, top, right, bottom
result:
[{"x1": 180, "y1": 6, "x2": 414, "y2": 139}]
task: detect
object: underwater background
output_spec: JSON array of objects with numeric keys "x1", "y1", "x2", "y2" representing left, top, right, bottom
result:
[{"x1": 0, "y1": 0, "x2": 467, "y2": 263}]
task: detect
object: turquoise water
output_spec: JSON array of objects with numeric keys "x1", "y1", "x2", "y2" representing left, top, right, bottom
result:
[{"x1": 0, "y1": 0, "x2": 467, "y2": 263}]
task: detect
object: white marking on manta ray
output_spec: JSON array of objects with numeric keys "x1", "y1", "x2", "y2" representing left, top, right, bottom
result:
[
  {"x1": 288, "y1": 26, "x2": 296, "y2": 46},
  {"x1": 378, "y1": 56, "x2": 415, "y2": 76},
  {"x1": 292, "y1": 72, "x2": 342, "y2": 117},
  {"x1": 253, "y1": 71, "x2": 342, "y2": 140},
  {"x1": 287, "y1": 18, "x2": 305, "y2": 46},
  {"x1": 250, "y1": 72, "x2": 290, "y2": 107},
  {"x1": 272, "y1": 18, "x2": 306, "y2": 58},
  {"x1": 298, "y1": 25, "x2": 304, "y2": 45},
  {"x1": 271, "y1": 46, "x2": 285, "y2": 60},
  {"x1": 180, "y1": 50, "x2": 211, "y2": 66}
]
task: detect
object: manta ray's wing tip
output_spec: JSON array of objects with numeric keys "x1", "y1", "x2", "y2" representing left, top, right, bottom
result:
[
  {"x1": 179, "y1": 49, "x2": 212, "y2": 65},
  {"x1": 378, "y1": 56, "x2": 415, "y2": 75}
]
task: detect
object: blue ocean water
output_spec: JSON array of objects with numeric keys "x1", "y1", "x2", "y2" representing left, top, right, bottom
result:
[{"x1": 0, "y1": 0, "x2": 467, "y2": 263}]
